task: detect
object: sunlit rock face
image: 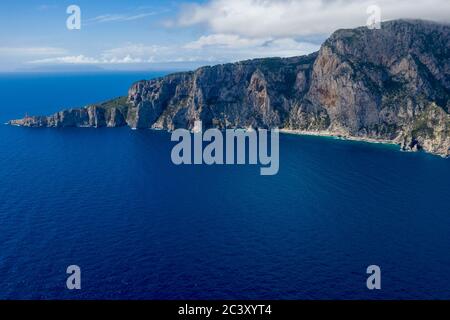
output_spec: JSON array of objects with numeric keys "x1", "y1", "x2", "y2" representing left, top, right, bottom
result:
[{"x1": 10, "y1": 20, "x2": 450, "y2": 157}]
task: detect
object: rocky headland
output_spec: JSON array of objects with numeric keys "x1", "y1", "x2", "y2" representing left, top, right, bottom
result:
[{"x1": 9, "y1": 20, "x2": 450, "y2": 157}]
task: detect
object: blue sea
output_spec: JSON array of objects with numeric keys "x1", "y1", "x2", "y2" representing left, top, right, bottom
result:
[{"x1": 0, "y1": 72, "x2": 449, "y2": 300}]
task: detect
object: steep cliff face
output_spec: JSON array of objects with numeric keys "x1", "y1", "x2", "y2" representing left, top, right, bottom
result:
[
  {"x1": 10, "y1": 97, "x2": 129, "y2": 128},
  {"x1": 9, "y1": 20, "x2": 449, "y2": 157},
  {"x1": 300, "y1": 19, "x2": 450, "y2": 156},
  {"x1": 126, "y1": 54, "x2": 317, "y2": 130}
]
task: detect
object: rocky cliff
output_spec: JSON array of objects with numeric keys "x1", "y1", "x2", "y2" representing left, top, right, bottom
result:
[{"x1": 9, "y1": 20, "x2": 449, "y2": 157}]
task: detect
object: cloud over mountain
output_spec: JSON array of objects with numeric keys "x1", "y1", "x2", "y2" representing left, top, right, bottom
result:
[{"x1": 175, "y1": 0, "x2": 450, "y2": 37}]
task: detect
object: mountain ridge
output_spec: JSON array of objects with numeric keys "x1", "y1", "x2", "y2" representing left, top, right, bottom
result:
[{"x1": 9, "y1": 19, "x2": 450, "y2": 157}]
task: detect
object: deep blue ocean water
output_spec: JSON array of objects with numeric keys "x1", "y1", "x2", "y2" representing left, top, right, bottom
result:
[{"x1": 0, "y1": 72, "x2": 449, "y2": 300}]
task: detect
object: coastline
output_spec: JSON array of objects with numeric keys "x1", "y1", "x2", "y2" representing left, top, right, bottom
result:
[
  {"x1": 5, "y1": 121, "x2": 448, "y2": 158},
  {"x1": 279, "y1": 128, "x2": 399, "y2": 147},
  {"x1": 280, "y1": 129, "x2": 450, "y2": 159}
]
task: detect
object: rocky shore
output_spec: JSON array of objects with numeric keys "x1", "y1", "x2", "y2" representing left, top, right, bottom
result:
[{"x1": 9, "y1": 20, "x2": 450, "y2": 157}]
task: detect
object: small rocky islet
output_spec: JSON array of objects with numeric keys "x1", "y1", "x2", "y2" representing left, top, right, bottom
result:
[{"x1": 9, "y1": 19, "x2": 450, "y2": 157}]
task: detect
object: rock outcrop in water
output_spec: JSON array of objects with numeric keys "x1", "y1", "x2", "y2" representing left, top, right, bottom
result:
[{"x1": 9, "y1": 20, "x2": 450, "y2": 157}]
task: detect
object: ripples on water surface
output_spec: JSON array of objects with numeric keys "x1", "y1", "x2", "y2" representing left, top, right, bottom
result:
[{"x1": 0, "y1": 73, "x2": 449, "y2": 299}]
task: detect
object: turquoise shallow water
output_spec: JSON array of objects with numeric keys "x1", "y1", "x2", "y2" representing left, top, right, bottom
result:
[{"x1": 0, "y1": 73, "x2": 449, "y2": 299}]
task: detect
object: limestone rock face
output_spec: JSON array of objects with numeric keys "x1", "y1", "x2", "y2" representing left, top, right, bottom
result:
[
  {"x1": 125, "y1": 54, "x2": 317, "y2": 131},
  {"x1": 9, "y1": 99, "x2": 129, "y2": 128},
  {"x1": 9, "y1": 20, "x2": 449, "y2": 157},
  {"x1": 303, "y1": 20, "x2": 449, "y2": 141}
]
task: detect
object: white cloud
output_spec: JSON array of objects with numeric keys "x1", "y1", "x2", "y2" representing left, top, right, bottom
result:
[
  {"x1": 86, "y1": 12, "x2": 157, "y2": 24},
  {"x1": 107, "y1": 55, "x2": 144, "y2": 64},
  {"x1": 0, "y1": 47, "x2": 68, "y2": 56},
  {"x1": 101, "y1": 44, "x2": 167, "y2": 59},
  {"x1": 27, "y1": 35, "x2": 320, "y2": 67},
  {"x1": 29, "y1": 54, "x2": 148, "y2": 65},
  {"x1": 184, "y1": 34, "x2": 269, "y2": 49},
  {"x1": 29, "y1": 55, "x2": 100, "y2": 64},
  {"x1": 27, "y1": 43, "x2": 210, "y2": 66},
  {"x1": 175, "y1": 0, "x2": 450, "y2": 37},
  {"x1": 184, "y1": 34, "x2": 320, "y2": 60}
]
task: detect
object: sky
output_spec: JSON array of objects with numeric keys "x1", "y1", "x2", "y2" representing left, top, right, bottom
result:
[{"x1": 0, "y1": 0, "x2": 449, "y2": 72}]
